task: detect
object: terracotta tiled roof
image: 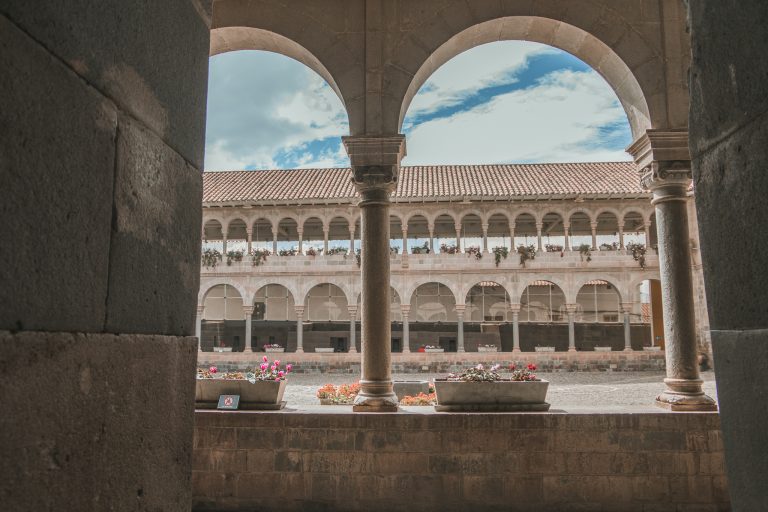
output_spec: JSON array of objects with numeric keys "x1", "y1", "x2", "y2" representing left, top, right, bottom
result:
[{"x1": 203, "y1": 163, "x2": 644, "y2": 204}]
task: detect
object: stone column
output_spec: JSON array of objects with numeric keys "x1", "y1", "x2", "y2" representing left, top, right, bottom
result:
[
  {"x1": 454, "y1": 223, "x2": 462, "y2": 252},
  {"x1": 535, "y1": 222, "x2": 543, "y2": 252},
  {"x1": 323, "y1": 228, "x2": 329, "y2": 254},
  {"x1": 272, "y1": 233, "x2": 278, "y2": 255},
  {"x1": 509, "y1": 304, "x2": 521, "y2": 352},
  {"x1": 246, "y1": 228, "x2": 253, "y2": 254},
  {"x1": 347, "y1": 305, "x2": 358, "y2": 353},
  {"x1": 294, "y1": 305, "x2": 304, "y2": 353},
  {"x1": 349, "y1": 228, "x2": 355, "y2": 254},
  {"x1": 428, "y1": 223, "x2": 435, "y2": 253},
  {"x1": 482, "y1": 222, "x2": 489, "y2": 254},
  {"x1": 222, "y1": 230, "x2": 228, "y2": 254},
  {"x1": 343, "y1": 135, "x2": 405, "y2": 412},
  {"x1": 455, "y1": 304, "x2": 466, "y2": 352},
  {"x1": 509, "y1": 222, "x2": 516, "y2": 250},
  {"x1": 644, "y1": 223, "x2": 652, "y2": 248},
  {"x1": 196, "y1": 305, "x2": 205, "y2": 352},
  {"x1": 590, "y1": 221, "x2": 598, "y2": 250},
  {"x1": 563, "y1": 223, "x2": 571, "y2": 251},
  {"x1": 621, "y1": 302, "x2": 633, "y2": 351},
  {"x1": 566, "y1": 304, "x2": 578, "y2": 352},
  {"x1": 629, "y1": 130, "x2": 716, "y2": 410},
  {"x1": 297, "y1": 228, "x2": 304, "y2": 255},
  {"x1": 401, "y1": 227, "x2": 408, "y2": 255},
  {"x1": 401, "y1": 304, "x2": 411, "y2": 353},
  {"x1": 618, "y1": 228, "x2": 625, "y2": 250},
  {"x1": 243, "y1": 306, "x2": 254, "y2": 352}
]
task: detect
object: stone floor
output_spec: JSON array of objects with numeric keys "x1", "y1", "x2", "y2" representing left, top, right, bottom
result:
[{"x1": 284, "y1": 370, "x2": 719, "y2": 409}]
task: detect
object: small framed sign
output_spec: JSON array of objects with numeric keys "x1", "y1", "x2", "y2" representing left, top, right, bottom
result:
[{"x1": 217, "y1": 394, "x2": 240, "y2": 410}]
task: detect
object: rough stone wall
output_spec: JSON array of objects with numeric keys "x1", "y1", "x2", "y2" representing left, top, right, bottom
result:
[
  {"x1": 688, "y1": 1, "x2": 768, "y2": 510},
  {"x1": 0, "y1": 2, "x2": 209, "y2": 510},
  {"x1": 192, "y1": 410, "x2": 728, "y2": 512}
]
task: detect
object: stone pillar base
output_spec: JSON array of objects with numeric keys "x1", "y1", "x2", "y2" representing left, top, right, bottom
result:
[
  {"x1": 655, "y1": 378, "x2": 718, "y2": 411},
  {"x1": 624, "y1": 347, "x2": 633, "y2": 352},
  {"x1": 568, "y1": 347, "x2": 577, "y2": 352},
  {"x1": 295, "y1": 348, "x2": 304, "y2": 353},
  {"x1": 353, "y1": 403, "x2": 399, "y2": 413},
  {"x1": 348, "y1": 347, "x2": 357, "y2": 354},
  {"x1": 353, "y1": 379, "x2": 399, "y2": 412}
]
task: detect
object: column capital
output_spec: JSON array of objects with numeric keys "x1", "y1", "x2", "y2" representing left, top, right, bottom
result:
[
  {"x1": 481, "y1": 222, "x2": 489, "y2": 231},
  {"x1": 626, "y1": 129, "x2": 690, "y2": 169},
  {"x1": 245, "y1": 227, "x2": 253, "y2": 235},
  {"x1": 400, "y1": 304, "x2": 411, "y2": 315},
  {"x1": 455, "y1": 304, "x2": 466, "y2": 314},
  {"x1": 196, "y1": 305, "x2": 205, "y2": 315},
  {"x1": 620, "y1": 302, "x2": 634, "y2": 313},
  {"x1": 294, "y1": 305, "x2": 305, "y2": 316},
  {"x1": 639, "y1": 162, "x2": 692, "y2": 199},
  {"x1": 454, "y1": 222, "x2": 462, "y2": 232},
  {"x1": 242, "y1": 305, "x2": 254, "y2": 316},
  {"x1": 508, "y1": 303, "x2": 521, "y2": 313},
  {"x1": 535, "y1": 222, "x2": 543, "y2": 230},
  {"x1": 343, "y1": 135, "x2": 406, "y2": 196},
  {"x1": 590, "y1": 221, "x2": 598, "y2": 230},
  {"x1": 565, "y1": 304, "x2": 579, "y2": 314},
  {"x1": 347, "y1": 304, "x2": 358, "y2": 314}
]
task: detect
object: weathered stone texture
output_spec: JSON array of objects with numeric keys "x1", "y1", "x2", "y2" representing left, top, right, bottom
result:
[
  {"x1": 0, "y1": 331, "x2": 198, "y2": 511},
  {"x1": 0, "y1": 0, "x2": 211, "y2": 167},
  {"x1": 193, "y1": 410, "x2": 729, "y2": 511},
  {"x1": 0, "y1": 14, "x2": 116, "y2": 333},
  {"x1": 105, "y1": 114, "x2": 202, "y2": 336}
]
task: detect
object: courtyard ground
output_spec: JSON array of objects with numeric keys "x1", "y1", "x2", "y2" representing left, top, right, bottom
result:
[{"x1": 283, "y1": 370, "x2": 718, "y2": 409}]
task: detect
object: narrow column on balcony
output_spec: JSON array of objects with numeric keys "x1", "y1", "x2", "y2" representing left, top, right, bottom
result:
[
  {"x1": 428, "y1": 223, "x2": 435, "y2": 253},
  {"x1": 509, "y1": 221, "x2": 516, "y2": 251},
  {"x1": 629, "y1": 130, "x2": 716, "y2": 411},
  {"x1": 243, "y1": 306, "x2": 254, "y2": 352},
  {"x1": 349, "y1": 227, "x2": 355, "y2": 254},
  {"x1": 222, "y1": 229, "x2": 228, "y2": 254},
  {"x1": 401, "y1": 304, "x2": 411, "y2": 353},
  {"x1": 323, "y1": 227, "x2": 329, "y2": 254},
  {"x1": 535, "y1": 222, "x2": 543, "y2": 252},
  {"x1": 246, "y1": 228, "x2": 253, "y2": 254},
  {"x1": 344, "y1": 135, "x2": 405, "y2": 412},
  {"x1": 510, "y1": 304, "x2": 521, "y2": 352},
  {"x1": 590, "y1": 221, "x2": 598, "y2": 250},
  {"x1": 402, "y1": 227, "x2": 408, "y2": 256},
  {"x1": 297, "y1": 228, "x2": 304, "y2": 255},
  {"x1": 196, "y1": 305, "x2": 204, "y2": 351},
  {"x1": 621, "y1": 302, "x2": 633, "y2": 351},
  {"x1": 294, "y1": 305, "x2": 304, "y2": 353},
  {"x1": 618, "y1": 227, "x2": 625, "y2": 250},
  {"x1": 272, "y1": 233, "x2": 278, "y2": 255},
  {"x1": 644, "y1": 223, "x2": 652, "y2": 248},
  {"x1": 455, "y1": 304, "x2": 466, "y2": 353},
  {"x1": 454, "y1": 222, "x2": 462, "y2": 252},
  {"x1": 348, "y1": 305, "x2": 358, "y2": 353},
  {"x1": 482, "y1": 222, "x2": 489, "y2": 254},
  {"x1": 563, "y1": 222, "x2": 571, "y2": 251},
  {"x1": 566, "y1": 304, "x2": 578, "y2": 351}
]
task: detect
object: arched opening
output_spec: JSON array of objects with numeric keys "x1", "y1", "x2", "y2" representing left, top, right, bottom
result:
[
  {"x1": 569, "y1": 211, "x2": 593, "y2": 250},
  {"x1": 636, "y1": 278, "x2": 664, "y2": 350},
  {"x1": 434, "y1": 214, "x2": 458, "y2": 253},
  {"x1": 576, "y1": 280, "x2": 621, "y2": 323},
  {"x1": 621, "y1": 211, "x2": 646, "y2": 249},
  {"x1": 460, "y1": 214, "x2": 483, "y2": 255},
  {"x1": 226, "y1": 219, "x2": 248, "y2": 255},
  {"x1": 410, "y1": 282, "x2": 458, "y2": 352},
  {"x1": 305, "y1": 284, "x2": 349, "y2": 322},
  {"x1": 513, "y1": 213, "x2": 537, "y2": 249},
  {"x1": 327, "y1": 216, "x2": 351, "y2": 255},
  {"x1": 466, "y1": 282, "x2": 511, "y2": 322},
  {"x1": 201, "y1": 284, "x2": 245, "y2": 352},
  {"x1": 541, "y1": 212, "x2": 566, "y2": 252},
  {"x1": 487, "y1": 213, "x2": 511, "y2": 252},
  {"x1": 406, "y1": 215, "x2": 431, "y2": 254},
  {"x1": 520, "y1": 281, "x2": 566, "y2": 323},
  {"x1": 389, "y1": 216, "x2": 403, "y2": 255},
  {"x1": 203, "y1": 219, "x2": 224, "y2": 252},
  {"x1": 251, "y1": 284, "x2": 297, "y2": 351},
  {"x1": 251, "y1": 218, "x2": 273, "y2": 252},
  {"x1": 275, "y1": 218, "x2": 299, "y2": 256},
  {"x1": 595, "y1": 212, "x2": 620, "y2": 250},
  {"x1": 302, "y1": 217, "x2": 324, "y2": 255}
]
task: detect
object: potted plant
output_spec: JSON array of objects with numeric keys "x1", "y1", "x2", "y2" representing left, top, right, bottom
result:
[
  {"x1": 465, "y1": 246, "x2": 482, "y2": 260},
  {"x1": 305, "y1": 246, "x2": 319, "y2": 257},
  {"x1": 263, "y1": 343, "x2": 284, "y2": 353},
  {"x1": 477, "y1": 344, "x2": 498, "y2": 353},
  {"x1": 400, "y1": 391, "x2": 437, "y2": 406},
  {"x1": 434, "y1": 363, "x2": 550, "y2": 411},
  {"x1": 626, "y1": 242, "x2": 647, "y2": 268},
  {"x1": 578, "y1": 243, "x2": 592, "y2": 262},
  {"x1": 195, "y1": 359, "x2": 292, "y2": 410},
  {"x1": 424, "y1": 345, "x2": 444, "y2": 353},
  {"x1": 201, "y1": 248, "x2": 222, "y2": 269},
  {"x1": 278, "y1": 248, "x2": 297, "y2": 256},
  {"x1": 440, "y1": 243, "x2": 458, "y2": 255},
  {"x1": 492, "y1": 246, "x2": 508, "y2": 267},
  {"x1": 599, "y1": 242, "x2": 618, "y2": 251},
  {"x1": 411, "y1": 242, "x2": 430, "y2": 255},
  {"x1": 327, "y1": 247, "x2": 348, "y2": 256},
  {"x1": 225, "y1": 250, "x2": 244, "y2": 266},
  {"x1": 545, "y1": 244, "x2": 563, "y2": 253},
  {"x1": 393, "y1": 380, "x2": 430, "y2": 400},
  {"x1": 517, "y1": 244, "x2": 536, "y2": 266},
  {"x1": 316, "y1": 382, "x2": 360, "y2": 405},
  {"x1": 250, "y1": 248, "x2": 270, "y2": 266}
]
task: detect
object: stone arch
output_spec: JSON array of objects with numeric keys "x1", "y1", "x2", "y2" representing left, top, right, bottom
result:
[
  {"x1": 202, "y1": 213, "x2": 225, "y2": 231},
  {"x1": 593, "y1": 207, "x2": 622, "y2": 222},
  {"x1": 458, "y1": 209, "x2": 484, "y2": 223},
  {"x1": 410, "y1": 281, "x2": 458, "y2": 323},
  {"x1": 252, "y1": 282, "x2": 298, "y2": 322},
  {"x1": 429, "y1": 209, "x2": 459, "y2": 226},
  {"x1": 301, "y1": 280, "x2": 354, "y2": 308},
  {"x1": 202, "y1": 218, "x2": 224, "y2": 240},
  {"x1": 465, "y1": 280, "x2": 513, "y2": 323},
  {"x1": 571, "y1": 276, "x2": 623, "y2": 304},
  {"x1": 251, "y1": 278, "x2": 300, "y2": 307},
  {"x1": 512, "y1": 208, "x2": 541, "y2": 225},
  {"x1": 519, "y1": 278, "x2": 568, "y2": 323},
  {"x1": 404, "y1": 209, "x2": 433, "y2": 226},
  {"x1": 483, "y1": 208, "x2": 512, "y2": 225},
  {"x1": 198, "y1": 279, "x2": 247, "y2": 306},
  {"x1": 574, "y1": 279, "x2": 623, "y2": 323},
  {"x1": 565, "y1": 207, "x2": 596, "y2": 224},
  {"x1": 303, "y1": 282, "x2": 351, "y2": 322},
  {"x1": 396, "y1": 15, "x2": 657, "y2": 138},
  {"x1": 619, "y1": 208, "x2": 648, "y2": 227},
  {"x1": 405, "y1": 279, "x2": 460, "y2": 307}
]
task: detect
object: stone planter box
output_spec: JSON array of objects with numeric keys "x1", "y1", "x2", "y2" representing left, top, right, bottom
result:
[
  {"x1": 643, "y1": 346, "x2": 662, "y2": 352},
  {"x1": 477, "y1": 346, "x2": 498, "y2": 353},
  {"x1": 424, "y1": 348, "x2": 444, "y2": 353},
  {"x1": 594, "y1": 346, "x2": 613, "y2": 352},
  {"x1": 195, "y1": 379, "x2": 287, "y2": 410},
  {"x1": 434, "y1": 380, "x2": 550, "y2": 412},
  {"x1": 393, "y1": 380, "x2": 430, "y2": 400},
  {"x1": 264, "y1": 347, "x2": 285, "y2": 353},
  {"x1": 534, "y1": 346, "x2": 556, "y2": 352},
  {"x1": 213, "y1": 347, "x2": 233, "y2": 352},
  {"x1": 315, "y1": 347, "x2": 335, "y2": 353}
]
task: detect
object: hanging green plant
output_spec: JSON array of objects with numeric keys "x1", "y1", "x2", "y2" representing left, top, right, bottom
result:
[
  {"x1": 625, "y1": 242, "x2": 647, "y2": 268},
  {"x1": 578, "y1": 244, "x2": 592, "y2": 262},
  {"x1": 327, "y1": 247, "x2": 348, "y2": 256},
  {"x1": 201, "y1": 248, "x2": 222, "y2": 269},
  {"x1": 465, "y1": 246, "x2": 482, "y2": 260},
  {"x1": 492, "y1": 246, "x2": 508, "y2": 267},
  {"x1": 355, "y1": 248, "x2": 361, "y2": 267},
  {"x1": 250, "y1": 248, "x2": 271, "y2": 267},
  {"x1": 226, "y1": 250, "x2": 244, "y2": 266},
  {"x1": 411, "y1": 241, "x2": 430, "y2": 254},
  {"x1": 517, "y1": 245, "x2": 536, "y2": 266}
]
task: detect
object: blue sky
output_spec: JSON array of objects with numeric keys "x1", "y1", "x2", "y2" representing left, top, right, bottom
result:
[{"x1": 204, "y1": 41, "x2": 632, "y2": 171}]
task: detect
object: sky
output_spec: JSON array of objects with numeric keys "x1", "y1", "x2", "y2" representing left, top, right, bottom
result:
[{"x1": 204, "y1": 41, "x2": 633, "y2": 171}]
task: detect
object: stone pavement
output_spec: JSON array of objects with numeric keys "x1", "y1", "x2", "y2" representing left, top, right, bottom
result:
[{"x1": 283, "y1": 370, "x2": 719, "y2": 408}]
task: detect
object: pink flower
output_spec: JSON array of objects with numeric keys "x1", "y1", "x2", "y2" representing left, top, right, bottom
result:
[
  {"x1": 270, "y1": 365, "x2": 276, "y2": 371},
  {"x1": 286, "y1": 364, "x2": 292, "y2": 372},
  {"x1": 278, "y1": 370, "x2": 285, "y2": 377},
  {"x1": 274, "y1": 359, "x2": 280, "y2": 366},
  {"x1": 527, "y1": 363, "x2": 537, "y2": 371},
  {"x1": 209, "y1": 366, "x2": 218, "y2": 374},
  {"x1": 262, "y1": 355, "x2": 268, "y2": 363},
  {"x1": 260, "y1": 363, "x2": 267, "y2": 371},
  {"x1": 274, "y1": 377, "x2": 280, "y2": 382}
]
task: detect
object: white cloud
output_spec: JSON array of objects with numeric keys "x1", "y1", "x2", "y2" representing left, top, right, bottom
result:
[
  {"x1": 402, "y1": 69, "x2": 632, "y2": 165},
  {"x1": 204, "y1": 51, "x2": 348, "y2": 171}
]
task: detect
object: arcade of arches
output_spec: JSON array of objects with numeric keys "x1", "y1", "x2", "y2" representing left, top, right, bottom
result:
[{"x1": 4, "y1": 1, "x2": 766, "y2": 511}]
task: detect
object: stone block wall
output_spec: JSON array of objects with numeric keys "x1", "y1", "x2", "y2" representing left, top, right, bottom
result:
[{"x1": 192, "y1": 411, "x2": 729, "y2": 512}]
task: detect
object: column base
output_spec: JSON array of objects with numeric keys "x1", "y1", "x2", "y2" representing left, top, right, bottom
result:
[
  {"x1": 295, "y1": 348, "x2": 304, "y2": 353},
  {"x1": 353, "y1": 403, "x2": 399, "y2": 412},
  {"x1": 353, "y1": 380, "x2": 399, "y2": 412},
  {"x1": 348, "y1": 347, "x2": 357, "y2": 354},
  {"x1": 512, "y1": 348, "x2": 521, "y2": 353},
  {"x1": 568, "y1": 347, "x2": 577, "y2": 352},
  {"x1": 655, "y1": 378, "x2": 718, "y2": 411},
  {"x1": 623, "y1": 347, "x2": 633, "y2": 352}
]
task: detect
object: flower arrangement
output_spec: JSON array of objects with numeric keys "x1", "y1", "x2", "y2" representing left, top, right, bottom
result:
[
  {"x1": 305, "y1": 247, "x2": 320, "y2": 257},
  {"x1": 226, "y1": 250, "x2": 244, "y2": 265},
  {"x1": 465, "y1": 246, "x2": 482, "y2": 260},
  {"x1": 481, "y1": 344, "x2": 497, "y2": 348},
  {"x1": 250, "y1": 248, "x2": 270, "y2": 266},
  {"x1": 263, "y1": 343, "x2": 282, "y2": 349},
  {"x1": 626, "y1": 242, "x2": 646, "y2": 268},
  {"x1": 578, "y1": 243, "x2": 592, "y2": 262},
  {"x1": 492, "y1": 246, "x2": 508, "y2": 267},
  {"x1": 389, "y1": 246, "x2": 400, "y2": 254},
  {"x1": 509, "y1": 363, "x2": 539, "y2": 381},
  {"x1": 517, "y1": 244, "x2": 536, "y2": 266},
  {"x1": 545, "y1": 244, "x2": 563, "y2": 253},
  {"x1": 600, "y1": 242, "x2": 618, "y2": 251},
  {"x1": 316, "y1": 382, "x2": 361, "y2": 404},
  {"x1": 440, "y1": 243, "x2": 459, "y2": 254},
  {"x1": 326, "y1": 247, "x2": 349, "y2": 256},
  {"x1": 400, "y1": 392, "x2": 437, "y2": 406},
  {"x1": 201, "y1": 248, "x2": 222, "y2": 269},
  {"x1": 278, "y1": 248, "x2": 298, "y2": 256},
  {"x1": 196, "y1": 357, "x2": 292, "y2": 383},
  {"x1": 424, "y1": 345, "x2": 439, "y2": 349},
  {"x1": 411, "y1": 242, "x2": 430, "y2": 255},
  {"x1": 447, "y1": 363, "x2": 502, "y2": 382}
]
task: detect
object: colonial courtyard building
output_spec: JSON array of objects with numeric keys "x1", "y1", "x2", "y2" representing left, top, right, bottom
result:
[{"x1": 197, "y1": 162, "x2": 709, "y2": 356}]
